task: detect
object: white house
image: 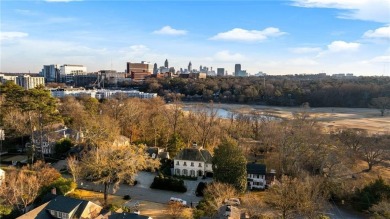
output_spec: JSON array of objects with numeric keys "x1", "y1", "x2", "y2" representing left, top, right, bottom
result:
[
  {"x1": 31, "y1": 126, "x2": 75, "y2": 155},
  {"x1": 173, "y1": 144, "x2": 212, "y2": 178},
  {"x1": 246, "y1": 163, "x2": 267, "y2": 190},
  {"x1": 0, "y1": 168, "x2": 5, "y2": 185}
]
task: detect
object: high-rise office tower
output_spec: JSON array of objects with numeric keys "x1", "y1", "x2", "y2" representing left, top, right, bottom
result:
[
  {"x1": 153, "y1": 63, "x2": 158, "y2": 74},
  {"x1": 234, "y1": 64, "x2": 241, "y2": 76},
  {"x1": 188, "y1": 61, "x2": 192, "y2": 72},
  {"x1": 164, "y1": 59, "x2": 169, "y2": 68},
  {"x1": 217, "y1": 68, "x2": 225, "y2": 76}
]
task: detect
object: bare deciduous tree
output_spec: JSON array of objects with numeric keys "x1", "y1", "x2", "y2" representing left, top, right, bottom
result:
[
  {"x1": 0, "y1": 168, "x2": 40, "y2": 213},
  {"x1": 67, "y1": 156, "x2": 81, "y2": 183},
  {"x1": 371, "y1": 97, "x2": 390, "y2": 116},
  {"x1": 360, "y1": 135, "x2": 389, "y2": 171},
  {"x1": 80, "y1": 144, "x2": 160, "y2": 206},
  {"x1": 202, "y1": 182, "x2": 238, "y2": 215},
  {"x1": 265, "y1": 175, "x2": 329, "y2": 219}
]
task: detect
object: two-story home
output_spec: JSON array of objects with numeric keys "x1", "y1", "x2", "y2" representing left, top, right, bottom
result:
[
  {"x1": 17, "y1": 195, "x2": 102, "y2": 219},
  {"x1": 246, "y1": 163, "x2": 276, "y2": 190},
  {"x1": 173, "y1": 144, "x2": 213, "y2": 178},
  {"x1": 30, "y1": 125, "x2": 76, "y2": 155},
  {"x1": 17, "y1": 195, "x2": 153, "y2": 219}
]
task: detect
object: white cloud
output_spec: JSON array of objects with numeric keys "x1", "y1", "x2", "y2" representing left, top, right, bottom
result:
[
  {"x1": 363, "y1": 26, "x2": 390, "y2": 39},
  {"x1": 363, "y1": 55, "x2": 390, "y2": 64},
  {"x1": 291, "y1": 0, "x2": 390, "y2": 23},
  {"x1": 213, "y1": 50, "x2": 245, "y2": 62},
  {"x1": 210, "y1": 27, "x2": 286, "y2": 42},
  {"x1": 327, "y1": 41, "x2": 360, "y2": 52},
  {"x1": 14, "y1": 9, "x2": 39, "y2": 16},
  {"x1": 47, "y1": 17, "x2": 77, "y2": 24},
  {"x1": 290, "y1": 47, "x2": 322, "y2": 54},
  {"x1": 129, "y1": 45, "x2": 150, "y2": 53},
  {"x1": 153, "y1": 26, "x2": 187, "y2": 36},
  {"x1": 0, "y1": 32, "x2": 28, "y2": 41}
]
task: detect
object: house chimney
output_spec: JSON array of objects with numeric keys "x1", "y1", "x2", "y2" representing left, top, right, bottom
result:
[{"x1": 51, "y1": 187, "x2": 57, "y2": 195}]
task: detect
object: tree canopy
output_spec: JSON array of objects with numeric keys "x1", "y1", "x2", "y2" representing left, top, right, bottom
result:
[{"x1": 212, "y1": 138, "x2": 247, "y2": 192}]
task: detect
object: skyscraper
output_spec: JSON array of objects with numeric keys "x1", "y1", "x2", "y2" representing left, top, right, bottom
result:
[
  {"x1": 164, "y1": 59, "x2": 169, "y2": 68},
  {"x1": 188, "y1": 61, "x2": 192, "y2": 72},
  {"x1": 41, "y1": 64, "x2": 60, "y2": 82},
  {"x1": 234, "y1": 64, "x2": 241, "y2": 77},
  {"x1": 217, "y1": 68, "x2": 225, "y2": 76},
  {"x1": 153, "y1": 63, "x2": 158, "y2": 74}
]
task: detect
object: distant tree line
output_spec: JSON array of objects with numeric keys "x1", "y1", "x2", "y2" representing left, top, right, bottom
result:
[{"x1": 128, "y1": 76, "x2": 390, "y2": 108}]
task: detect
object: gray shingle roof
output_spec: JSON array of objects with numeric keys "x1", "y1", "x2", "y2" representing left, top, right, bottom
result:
[
  {"x1": 45, "y1": 196, "x2": 84, "y2": 214},
  {"x1": 246, "y1": 163, "x2": 266, "y2": 175},
  {"x1": 174, "y1": 148, "x2": 212, "y2": 163},
  {"x1": 108, "y1": 212, "x2": 150, "y2": 219}
]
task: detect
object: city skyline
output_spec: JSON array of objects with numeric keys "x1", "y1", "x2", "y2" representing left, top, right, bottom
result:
[{"x1": 1, "y1": 0, "x2": 390, "y2": 76}]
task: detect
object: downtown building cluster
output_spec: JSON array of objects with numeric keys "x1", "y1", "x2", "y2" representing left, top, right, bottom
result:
[{"x1": 39, "y1": 60, "x2": 252, "y2": 86}]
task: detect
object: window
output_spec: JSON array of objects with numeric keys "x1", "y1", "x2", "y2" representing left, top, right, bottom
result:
[
  {"x1": 183, "y1": 162, "x2": 187, "y2": 166},
  {"x1": 176, "y1": 161, "x2": 179, "y2": 166},
  {"x1": 191, "y1": 162, "x2": 194, "y2": 167},
  {"x1": 175, "y1": 169, "x2": 180, "y2": 175},
  {"x1": 198, "y1": 163, "x2": 202, "y2": 167},
  {"x1": 182, "y1": 169, "x2": 188, "y2": 176},
  {"x1": 61, "y1": 212, "x2": 68, "y2": 219},
  {"x1": 50, "y1": 210, "x2": 55, "y2": 216},
  {"x1": 190, "y1": 170, "x2": 195, "y2": 176}
]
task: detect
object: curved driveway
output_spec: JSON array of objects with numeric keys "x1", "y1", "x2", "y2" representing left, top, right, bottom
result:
[{"x1": 78, "y1": 171, "x2": 212, "y2": 206}]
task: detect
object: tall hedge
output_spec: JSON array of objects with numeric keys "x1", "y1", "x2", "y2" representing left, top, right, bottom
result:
[{"x1": 150, "y1": 174, "x2": 187, "y2": 193}]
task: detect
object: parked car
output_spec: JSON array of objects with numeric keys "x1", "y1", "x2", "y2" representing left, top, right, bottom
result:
[
  {"x1": 224, "y1": 198, "x2": 240, "y2": 206},
  {"x1": 169, "y1": 197, "x2": 187, "y2": 206}
]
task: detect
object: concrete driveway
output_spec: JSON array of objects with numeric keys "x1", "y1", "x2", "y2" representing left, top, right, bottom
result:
[{"x1": 78, "y1": 171, "x2": 212, "y2": 206}]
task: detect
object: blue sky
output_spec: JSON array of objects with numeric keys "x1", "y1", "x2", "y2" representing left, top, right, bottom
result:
[{"x1": 1, "y1": 0, "x2": 389, "y2": 76}]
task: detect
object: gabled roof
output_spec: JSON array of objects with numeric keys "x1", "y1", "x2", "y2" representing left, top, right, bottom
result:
[
  {"x1": 146, "y1": 147, "x2": 159, "y2": 158},
  {"x1": 45, "y1": 195, "x2": 84, "y2": 213},
  {"x1": 200, "y1": 150, "x2": 212, "y2": 163},
  {"x1": 174, "y1": 148, "x2": 212, "y2": 163},
  {"x1": 246, "y1": 163, "x2": 266, "y2": 175},
  {"x1": 17, "y1": 195, "x2": 103, "y2": 219},
  {"x1": 108, "y1": 212, "x2": 151, "y2": 219}
]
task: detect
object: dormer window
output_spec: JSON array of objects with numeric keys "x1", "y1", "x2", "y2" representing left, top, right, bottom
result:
[{"x1": 191, "y1": 162, "x2": 194, "y2": 167}]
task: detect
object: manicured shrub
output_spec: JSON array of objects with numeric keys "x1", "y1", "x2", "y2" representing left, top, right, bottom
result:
[
  {"x1": 196, "y1": 182, "x2": 207, "y2": 197},
  {"x1": 150, "y1": 174, "x2": 187, "y2": 193}
]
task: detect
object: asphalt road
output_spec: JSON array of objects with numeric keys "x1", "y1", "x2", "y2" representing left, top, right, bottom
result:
[{"x1": 78, "y1": 171, "x2": 212, "y2": 206}]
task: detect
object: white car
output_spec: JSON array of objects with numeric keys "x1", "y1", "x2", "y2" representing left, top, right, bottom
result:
[{"x1": 169, "y1": 197, "x2": 187, "y2": 206}]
